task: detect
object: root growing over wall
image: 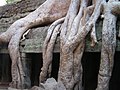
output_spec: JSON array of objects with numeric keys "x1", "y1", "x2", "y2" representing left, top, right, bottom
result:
[{"x1": 1, "y1": 0, "x2": 120, "y2": 90}]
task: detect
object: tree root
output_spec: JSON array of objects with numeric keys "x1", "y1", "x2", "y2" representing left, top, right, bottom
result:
[
  {"x1": 96, "y1": 0, "x2": 118, "y2": 90},
  {"x1": 58, "y1": 0, "x2": 88, "y2": 89},
  {"x1": 58, "y1": 0, "x2": 103, "y2": 90},
  {"x1": 40, "y1": 17, "x2": 65, "y2": 83},
  {"x1": 1, "y1": 0, "x2": 120, "y2": 89},
  {"x1": 8, "y1": 27, "x2": 30, "y2": 88}
]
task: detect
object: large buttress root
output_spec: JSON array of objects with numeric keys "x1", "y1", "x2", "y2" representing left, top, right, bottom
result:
[
  {"x1": 57, "y1": 0, "x2": 102, "y2": 89},
  {"x1": 58, "y1": 0, "x2": 82, "y2": 89}
]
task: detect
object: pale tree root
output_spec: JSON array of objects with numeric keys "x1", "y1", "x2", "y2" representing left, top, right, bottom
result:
[
  {"x1": 96, "y1": 0, "x2": 119, "y2": 90},
  {"x1": 96, "y1": 14, "x2": 116, "y2": 90},
  {"x1": 7, "y1": 19, "x2": 60, "y2": 88},
  {"x1": 58, "y1": 0, "x2": 103, "y2": 89},
  {"x1": 40, "y1": 17, "x2": 65, "y2": 83},
  {"x1": 8, "y1": 28, "x2": 31, "y2": 89},
  {"x1": 58, "y1": 0, "x2": 81, "y2": 89}
]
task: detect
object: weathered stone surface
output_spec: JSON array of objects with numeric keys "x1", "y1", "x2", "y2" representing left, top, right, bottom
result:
[
  {"x1": 30, "y1": 86, "x2": 44, "y2": 90},
  {"x1": 20, "y1": 26, "x2": 60, "y2": 53},
  {"x1": 8, "y1": 87, "x2": 28, "y2": 90},
  {"x1": 30, "y1": 78, "x2": 66, "y2": 90},
  {"x1": 8, "y1": 78, "x2": 66, "y2": 90},
  {"x1": 0, "y1": 0, "x2": 46, "y2": 33}
]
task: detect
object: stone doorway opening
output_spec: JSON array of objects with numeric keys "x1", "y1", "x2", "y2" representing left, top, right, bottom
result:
[{"x1": 0, "y1": 54, "x2": 12, "y2": 89}]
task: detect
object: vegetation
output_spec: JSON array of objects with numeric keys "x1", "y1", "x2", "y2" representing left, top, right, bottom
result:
[{"x1": 5, "y1": 0, "x2": 20, "y2": 4}]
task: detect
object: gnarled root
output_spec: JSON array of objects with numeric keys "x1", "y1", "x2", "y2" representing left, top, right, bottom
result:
[
  {"x1": 96, "y1": 0, "x2": 118, "y2": 90},
  {"x1": 96, "y1": 14, "x2": 116, "y2": 90},
  {"x1": 40, "y1": 17, "x2": 65, "y2": 83},
  {"x1": 58, "y1": 0, "x2": 87, "y2": 89},
  {"x1": 58, "y1": 0, "x2": 102, "y2": 89},
  {"x1": 8, "y1": 27, "x2": 31, "y2": 89}
]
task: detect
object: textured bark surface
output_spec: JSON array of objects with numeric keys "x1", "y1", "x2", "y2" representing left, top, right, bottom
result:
[
  {"x1": 96, "y1": 0, "x2": 119, "y2": 90},
  {"x1": 1, "y1": 0, "x2": 120, "y2": 90},
  {"x1": 40, "y1": 17, "x2": 64, "y2": 82}
]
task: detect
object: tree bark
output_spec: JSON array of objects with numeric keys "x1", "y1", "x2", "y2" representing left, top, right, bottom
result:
[
  {"x1": 40, "y1": 17, "x2": 64, "y2": 82},
  {"x1": 58, "y1": 0, "x2": 101, "y2": 89},
  {"x1": 96, "y1": 0, "x2": 120, "y2": 90}
]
